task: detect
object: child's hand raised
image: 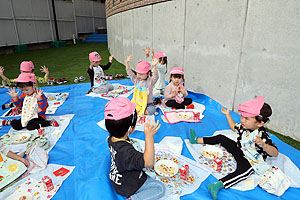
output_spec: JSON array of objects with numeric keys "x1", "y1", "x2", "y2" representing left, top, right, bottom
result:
[
  {"x1": 40, "y1": 65, "x2": 49, "y2": 76},
  {"x1": 7, "y1": 88, "x2": 19, "y2": 99},
  {"x1": 145, "y1": 47, "x2": 150, "y2": 55},
  {"x1": 0, "y1": 66, "x2": 4, "y2": 75},
  {"x1": 36, "y1": 89, "x2": 43, "y2": 100},
  {"x1": 109, "y1": 55, "x2": 114, "y2": 62},
  {"x1": 221, "y1": 107, "x2": 230, "y2": 116},
  {"x1": 254, "y1": 135, "x2": 265, "y2": 148},
  {"x1": 144, "y1": 120, "x2": 161, "y2": 139},
  {"x1": 126, "y1": 55, "x2": 133, "y2": 64}
]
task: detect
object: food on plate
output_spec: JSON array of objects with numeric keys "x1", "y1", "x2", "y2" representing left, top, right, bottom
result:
[
  {"x1": 156, "y1": 164, "x2": 176, "y2": 176},
  {"x1": 15, "y1": 135, "x2": 29, "y2": 142},
  {"x1": 178, "y1": 113, "x2": 192, "y2": 119}
]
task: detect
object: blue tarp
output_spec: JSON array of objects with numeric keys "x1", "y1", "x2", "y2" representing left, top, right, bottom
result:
[{"x1": 1, "y1": 79, "x2": 299, "y2": 200}]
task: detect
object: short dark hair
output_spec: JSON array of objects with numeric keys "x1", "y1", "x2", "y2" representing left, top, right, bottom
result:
[
  {"x1": 17, "y1": 82, "x2": 34, "y2": 88},
  {"x1": 256, "y1": 103, "x2": 272, "y2": 123},
  {"x1": 105, "y1": 110, "x2": 137, "y2": 138}
]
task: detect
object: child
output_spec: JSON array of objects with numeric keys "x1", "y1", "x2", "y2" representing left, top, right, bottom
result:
[
  {"x1": 164, "y1": 67, "x2": 193, "y2": 109},
  {"x1": 125, "y1": 55, "x2": 159, "y2": 115},
  {"x1": 105, "y1": 97, "x2": 165, "y2": 200},
  {"x1": 87, "y1": 51, "x2": 114, "y2": 94},
  {"x1": 0, "y1": 61, "x2": 49, "y2": 86},
  {"x1": 153, "y1": 51, "x2": 167, "y2": 96},
  {"x1": 0, "y1": 144, "x2": 29, "y2": 167},
  {"x1": 5, "y1": 73, "x2": 59, "y2": 130},
  {"x1": 189, "y1": 96, "x2": 278, "y2": 200}
]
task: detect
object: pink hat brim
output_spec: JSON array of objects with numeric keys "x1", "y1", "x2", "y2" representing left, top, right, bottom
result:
[{"x1": 104, "y1": 97, "x2": 137, "y2": 120}]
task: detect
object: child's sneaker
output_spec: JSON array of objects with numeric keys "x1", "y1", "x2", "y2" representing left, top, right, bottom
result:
[
  {"x1": 57, "y1": 79, "x2": 63, "y2": 84},
  {"x1": 2, "y1": 119, "x2": 13, "y2": 126},
  {"x1": 109, "y1": 74, "x2": 113, "y2": 80},
  {"x1": 62, "y1": 78, "x2": 68, "y2": 83},
  {"x1": 186, "y1": 104, "x2": 194, "y2": 109},
  {"x1": 119, "y1": 74, "x2": 124, "y2": 78},
  {"x1": 74, "y1": 77, "x2": 79, "y2": 83},
  {"x1": 50, "y1": 120, "x2": 59, "y2": 127},
  {"x1": 105, "y1": 74, "x2": 109, "y2": 80},
  {"x1": 79, "y1": 76, "x2": 85, "y2": 82},
  {"x1": 115, "y1": 74, "x2": 119, "y2": 79}
]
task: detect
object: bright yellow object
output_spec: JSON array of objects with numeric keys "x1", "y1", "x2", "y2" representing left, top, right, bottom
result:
[
  {"x1": 8, "y1": 164, "x2": 18, "y2": 172},
  {"x1": 131, "y1": 86, "x2": 147, "y2": 116}
]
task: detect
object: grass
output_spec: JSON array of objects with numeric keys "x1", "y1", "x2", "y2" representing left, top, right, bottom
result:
[
  {"x1": 1, "y1": 43, "x2": 299, "y2": 151},
  {"x1": 267, "y1": 128, "x2": 300, "y2": 151},
  {"x1": 0, "y1": 43, "x2": 126, "y2": 87}
]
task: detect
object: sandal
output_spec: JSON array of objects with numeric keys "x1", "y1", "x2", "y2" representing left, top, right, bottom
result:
[
  {"x1": 115, "y1": 74, "x2": 119, "y2": 79},
  {"x1": 79, "y1": 76, "x2": 86, "y2": 82},
  {"x1": 119, "y1": 74, "x2": 124, "y2": 78},
  {"x1": 74, "y1": 77, "x2": 79, "y2": 83}
]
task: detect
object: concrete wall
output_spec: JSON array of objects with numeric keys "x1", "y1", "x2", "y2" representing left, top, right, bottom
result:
[
  {"x1": 106, "y1": 0, "x2": 300, "y2": 140},
  {"x1": 0, "y1": 0, "x2": 106, "y2": 46}
]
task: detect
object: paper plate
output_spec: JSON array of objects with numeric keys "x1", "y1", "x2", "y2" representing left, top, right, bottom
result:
[
  {"x1": 11, "y1": 132, "x2": 31, "y2": 144},
  {"x1": 201, "y1": 145, "x2": 223, "y2": 160},
  {"x1": 5, "y1": 191, "x2": 33, "y2": 200},
  {"x1": 154, "y1": 159, "x2": 178, "y2": 177}
]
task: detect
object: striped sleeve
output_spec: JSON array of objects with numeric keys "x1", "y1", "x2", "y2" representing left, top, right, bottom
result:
[
  {"x1": 11, "y1": 93, "x2": 26, "y2": 107},
  {"x1": 37, "y1": 93, "x2": 48, "y2": 119}
]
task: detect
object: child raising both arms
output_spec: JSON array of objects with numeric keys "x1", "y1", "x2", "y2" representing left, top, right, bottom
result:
[
  {"x1": 5, "y1": 73, "x2": 59, "y2": 130},
  {"x1": 87, "y1": 51, "x2": 114, "y2": 94},
  {"x1": 164, "y1": 67, "x2": 193, "y2": 109},
  {"x1": 105, "y1": 97, "x2": 165, "y2": 200},
  {"x1": 0, "y1": 61, "x2": 49, "y2": 86},
  {"x1": 189, "y1": 96, "x2": 278, "y2": 200},
  {"x1": 125, "y1": 55, "x2": 159, "y2": 115}
]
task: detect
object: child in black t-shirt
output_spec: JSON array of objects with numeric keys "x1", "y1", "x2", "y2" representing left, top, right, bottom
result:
[{"x1": 105, "y1": 97, "x2": 165, "y2": 200}]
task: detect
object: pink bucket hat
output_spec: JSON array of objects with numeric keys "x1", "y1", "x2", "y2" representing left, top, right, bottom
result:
[
  {"x1": 154, "y1": 51, "x2": 166, "y2": 58},
  {"x1": 238, "y1": 96, "x2": 264, "y2": 117},
  {"x1": 136, "y1": 61, "x2": 151, "y2": 74},
  {"x1": 104, "y1": 97, "x2": 137, "y2": 120},
  {"x1": 20, "y1": 61, "x2": 34, "y2": 72},
  {"x1": 15, "y1": 73, "x2": 36, "y2": 83},
  {"x1": 89, "y1": 51, "x2": 102, "y2": 62},
  {"x1": 170, "y1": 67, "x2": 184, "y2": 75}
]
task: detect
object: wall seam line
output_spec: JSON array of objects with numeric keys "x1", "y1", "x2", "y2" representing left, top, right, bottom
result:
[{"x1": 232, "y1": 0, "x2": 250, "y2": 110}]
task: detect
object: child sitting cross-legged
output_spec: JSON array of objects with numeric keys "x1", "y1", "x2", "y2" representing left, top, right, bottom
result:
[
  {"x1": 5, "y1": 73, "x2": 59, "y2": 130},
  {"x1": 105, "y1": 97, "x2": 165, "y2": 200}
]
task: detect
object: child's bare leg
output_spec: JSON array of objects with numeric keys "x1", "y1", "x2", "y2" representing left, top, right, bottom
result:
[{"x1": 197, "y1": 137, "x2": 204, "y2": 144}]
